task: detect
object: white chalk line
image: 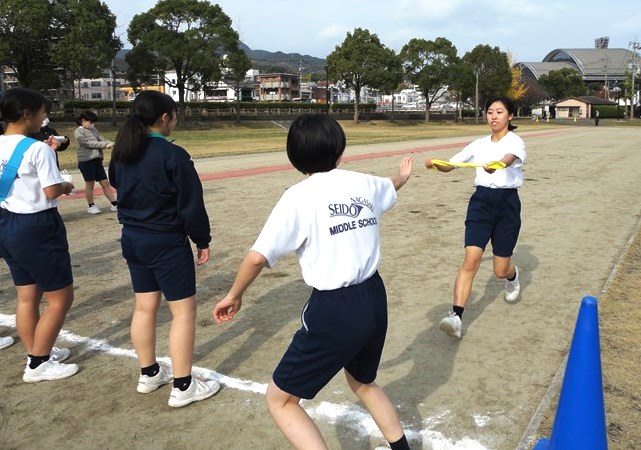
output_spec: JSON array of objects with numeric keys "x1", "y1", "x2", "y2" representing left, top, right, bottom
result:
[{"x1": 0, "y1": 313, "x2": 487, "y2": 449}]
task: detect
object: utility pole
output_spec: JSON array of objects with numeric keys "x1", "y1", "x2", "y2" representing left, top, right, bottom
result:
[
  {"x1": 111, "y1": 55, "x2": 117, "y2": 126},
  {"x1": 298, "y1": 59, "x2": 304, "y2": 101},
  {"x1": 602, "y1": 56, "x2": 610, "y2": 101},
  {"x1": 474, "y1": 69, "x2": 479, "y2": 124},
  {"x1": 630, "y1": 40, "x2": 640, "y2": 120},
  {"x1": 474, "y1": 64, "x2": 483, "y2": 125}
]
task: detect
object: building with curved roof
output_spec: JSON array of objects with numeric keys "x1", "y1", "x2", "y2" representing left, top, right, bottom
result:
[{"x1": 516, "y1": 48, "x2": 636, "y2": 84}]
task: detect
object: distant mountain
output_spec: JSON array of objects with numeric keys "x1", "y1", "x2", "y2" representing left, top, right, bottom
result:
[
  {"x1": 115, "y1": 43, "x2": 328, "y2": 77},
  {"x1": 239, "y1": 42, "x2": 327, "y2": 76}
]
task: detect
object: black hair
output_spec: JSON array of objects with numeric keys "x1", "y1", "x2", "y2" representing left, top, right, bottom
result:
[
  {"x1": 111, "y1": 90, "x2": 178, "y2": 163},
  {"x1": 76, "y1": 110, "x2": 99, "y2": 125},
  {"x1": 286, "y1": 113, "x2": 346, "y2": 174},
  {"x1": 485, "y1": 96, "x2": 518, "y2": 131},
  {"x1": 0, "y1": 87, "x2": 47, "y2": 123}
]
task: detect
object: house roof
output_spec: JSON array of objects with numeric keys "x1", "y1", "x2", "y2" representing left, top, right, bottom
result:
[
  {"x1": 516, "y1": 48, "x2": 637, "y2": 81},
  {"x1": 555, "y1": 96, "x2": 617, "y2": 105}
]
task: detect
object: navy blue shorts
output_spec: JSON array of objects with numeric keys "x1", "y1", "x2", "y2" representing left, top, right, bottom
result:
[
  {"x1": 464, "y1": 186, "x2": 521, "y2": 257},
  {"x1": 120, "y1": 227, "x2": 195, "y2": 301},
  {"x1": 0, "y1": 208, "x2": 73, "y2": 291},
  {"x1": 78, "y1": 158, "x2": 108, "y2": 182},
  {"x1": 273, "y1": 271, "x2": 388, "y2": 400}
]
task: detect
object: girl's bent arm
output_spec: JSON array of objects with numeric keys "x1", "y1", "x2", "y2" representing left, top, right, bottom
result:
[
  {"x1": 43, "y1": 182, "x2": 74, "y2": 200},
  {"x1": 213, "y1": 250, "x2": 268, "y2": 323}
]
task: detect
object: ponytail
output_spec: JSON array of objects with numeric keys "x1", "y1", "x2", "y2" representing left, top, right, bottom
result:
[
  {"x1": 112, "y1": 91, "x2": 178, "y2": 163},
  {"x1": 112, "y1": 115, "x2": 148, "y2": 162},
  {"x1": 508, "y1": 122, "x2": 518, "y2": 131}
]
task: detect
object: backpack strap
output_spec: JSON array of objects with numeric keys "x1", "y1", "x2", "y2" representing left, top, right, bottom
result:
[{"x1": 0, "y1": 137, "x2": 39, "y2": 202}]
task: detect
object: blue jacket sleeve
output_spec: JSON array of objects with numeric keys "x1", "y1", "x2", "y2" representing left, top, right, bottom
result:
[
  {"x1": 108, "y1": 159, "x2": 118, "y2": 189},
  {"x1": 173, "y1": 159, "x2": 211, "y2": 249}
]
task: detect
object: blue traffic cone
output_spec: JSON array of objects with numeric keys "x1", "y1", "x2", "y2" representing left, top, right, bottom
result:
[{"x1": 533, "y1": 296, "x2": 608, "y2": 450}]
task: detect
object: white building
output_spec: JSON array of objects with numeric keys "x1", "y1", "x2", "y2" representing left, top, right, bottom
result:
[
  {"x1": 164, "y1": 69, "x2": 258, "y2": 102},
  {"x1": 75, "y1": 75, "x2": 127, "y2": 101}
]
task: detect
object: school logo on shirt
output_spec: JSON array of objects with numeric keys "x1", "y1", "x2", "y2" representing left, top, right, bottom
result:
[
  {"x1": 328, "y1": 197, "x2": 374, "y2": 218},
  {"x1": 328, "y1": 197, "x2": 377, "y2": 236}
]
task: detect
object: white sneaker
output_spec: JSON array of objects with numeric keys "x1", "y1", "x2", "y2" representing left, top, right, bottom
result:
[
  {"x1": 110, "y1": 205, "x2": 117, "y2": 212},
  {"x1": 87, "y1": 205, "x2": 101, "y2": 214},
  {"x1": 50, "y1": 347, "x2": 70, "y2": 362},
  {"x1": 505, "y1": 266, "x2": 521, "y2": 302},
  {"x1": 0, "y1": 336, "x2": 14, "y2": 350},
  {"x1": 23, "y1": 360, "x2": 79, "y2": 383},
  {"x1": 168, "y1": 378, "x2": 220, "y2": 408},
  {"x1": 439, "y1": 311, "x2": 462, "y2": 338},
  {"x1": 137, "y1": 363, "x2": 173, "y2": 394}
]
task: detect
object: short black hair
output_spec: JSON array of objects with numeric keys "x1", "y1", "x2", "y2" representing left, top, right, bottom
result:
[
  {"x1": 286, "y1": 114, "x2": 346, "y2": 174},
  {"x1": 0, "y1": 87, "x2": 47, "y2": 123},
  {"x1": 485, "y1": 96, "x2": 515, "y2": 115},
  {"x1": 485, "y1": 96, "x2": 518, "y2": 131},
  {"x1": 76, "y1": 110, "x2": 99, "y2": 125}
]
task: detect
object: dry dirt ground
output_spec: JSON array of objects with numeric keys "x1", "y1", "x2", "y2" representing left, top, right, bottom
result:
[{"x1": 1, "y1": 126, "x2": 640, "y2": 449}]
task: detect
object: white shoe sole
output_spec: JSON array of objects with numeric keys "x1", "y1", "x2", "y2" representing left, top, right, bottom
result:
[
  {"x1": 439, "y1": 319, "x2": 462, "y2": 339},
  {"x1": 0, "y1": 337, "x2": 14, "y2": 350},
  {"x1": 137, "y1": 377, "x2": 173, "y2": 394},
  {"x1": 505, "y1": 292, "x2": 520, "y2": 302},
  {"x1": 23, "y1": 364, "x2": 79, "y2": 383},
  {"x1": 168, "y1": 381, "x2": 221, "y2": 408}
]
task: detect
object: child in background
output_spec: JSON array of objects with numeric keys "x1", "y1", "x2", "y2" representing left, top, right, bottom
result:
[
  {"x1": 75, "y1": 110, "x2": 117, "y2": 214},
  {"x1": 214, "y1": 114, "x2": 414, "y2": 450}
]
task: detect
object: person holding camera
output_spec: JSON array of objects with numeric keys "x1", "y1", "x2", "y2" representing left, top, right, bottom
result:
[
  {"x1": 74, "y1": 110, "x2": 117, "y2": 214},
  {"x1": 29, "y1": 115, "x2": 70, "y2": 169}
]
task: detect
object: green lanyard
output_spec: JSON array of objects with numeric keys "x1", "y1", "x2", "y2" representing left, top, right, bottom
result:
[{"x1": 148, "y1": 132, "x2": 175, "y2": 142}]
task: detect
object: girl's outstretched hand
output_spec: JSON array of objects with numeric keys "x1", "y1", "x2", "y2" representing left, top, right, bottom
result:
[
  {"x1": 392, "y1": 155, "x2": 414, "y2": 190},
  {"x1": 424, "y1": 158, "x2": 435, "y2": 169},
  {"x1": 399, "y1": 155, "x2": 415, "y2": 178},
  {"x1": 213, "y1": 296, "x2": 242, "y2": 323}
]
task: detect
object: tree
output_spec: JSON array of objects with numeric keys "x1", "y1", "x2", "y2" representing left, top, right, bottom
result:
[
  {"x1": 462, "y1": 45, "x2": 512, "y2": 113},
  {"x1": 538, "y1": 68, "x2": 586, "y2": 101},
  {"x1": 50, "y1": 0, "x2": 122, "y2": 99},
  {"x1": 326, "y1": 28, "x2": 401, "y2": 122},
  {"x1": 515, "y1": 78, "x2": 547, "y2": 116},
  {"x1": 216, "y1": 50, "x2": 252, "y2": 122},
  {"x1": 0, "y1": 0, "x2": 60, "y2": 90},
  {"x1": 127, "y1": 0, "x2": 243, "y2": 119},
  {"x1": 507, "y1": 65, "x2": 528, "y2": 103},
  {"x1": 448, "y1": 58, "x2": 474, "y2": 121},
  {"x1": 376, "y1": 56, "x2": 403, "y2": 112},
  {"x1": 400, "y1": 37, "x2": 458, "y2": 122}
]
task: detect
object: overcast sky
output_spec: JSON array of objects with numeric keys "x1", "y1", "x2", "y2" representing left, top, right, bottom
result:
[{"x1": 104, "y1": 0, "x2": 640, "y2": 63}]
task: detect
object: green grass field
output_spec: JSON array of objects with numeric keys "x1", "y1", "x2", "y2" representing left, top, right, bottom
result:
[{"x1": 49, "y1": 117, "x2": 638, "y2": 171}]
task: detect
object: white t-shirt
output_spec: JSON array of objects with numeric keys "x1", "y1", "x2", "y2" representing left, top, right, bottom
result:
[
  {"x1": 251, "y1": 168, "x2": 397, "y2": 290},
  {"x1": 449, "y1": 131, "x2": 527, "y2": 188},
  {"x1": 0, "y1": 134, "x2": 63, "y2": 213}
]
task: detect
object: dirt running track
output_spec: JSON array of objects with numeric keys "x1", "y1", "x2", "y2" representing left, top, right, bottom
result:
[{"x1": 1, "y1": 126, "x2": 640, "y2": 449}]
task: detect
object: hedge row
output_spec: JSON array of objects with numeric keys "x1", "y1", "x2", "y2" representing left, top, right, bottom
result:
[
  {"x1": 592, "y1": 105, "x2": 626, "y2": 119},
  {"x1": 62, "y1": 100, "x2": 375, "y2": 112}
]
